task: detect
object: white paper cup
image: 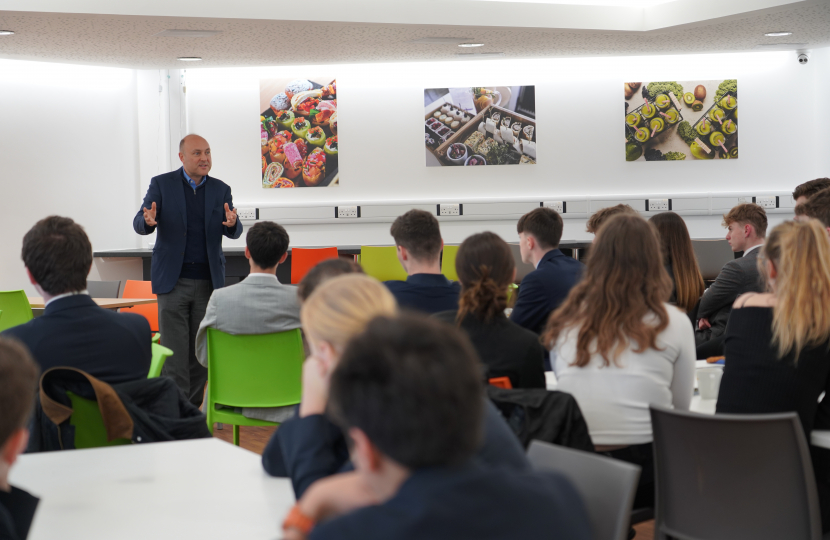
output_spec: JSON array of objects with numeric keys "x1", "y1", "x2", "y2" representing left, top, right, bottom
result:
[{"x1": 697, "y1": 367, "x2": 723, "y2": 400}]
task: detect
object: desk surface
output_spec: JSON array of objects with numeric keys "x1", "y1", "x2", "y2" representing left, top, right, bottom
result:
[
  {"x1": 10, "y1": 439, "x2": 295, "y2": 540},
  {"x1": 27, "y1": 297, "x2": 157, "y2": 309}
]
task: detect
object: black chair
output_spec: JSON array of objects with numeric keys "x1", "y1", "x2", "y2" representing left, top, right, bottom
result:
[
  {"x1": 650, "y1": 405, "x2": 825, "y2": 540},
  {"x1": 529, "y1": 440, "x2": 640, "y2": 540}
]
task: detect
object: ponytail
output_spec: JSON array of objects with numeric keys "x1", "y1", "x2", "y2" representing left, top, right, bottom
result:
[{"x1": 456, "y1": 266, "x2": 508, "y2": 324}]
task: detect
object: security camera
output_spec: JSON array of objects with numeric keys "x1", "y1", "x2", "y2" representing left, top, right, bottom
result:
[{"x1": 797, "y1": 52, "x2": 810, "y2": 65}]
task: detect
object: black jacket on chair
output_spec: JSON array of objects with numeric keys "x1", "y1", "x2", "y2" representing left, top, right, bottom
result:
[
  {"x1": 27, "y1": 367, "x2": 210, "y2": 452},
  {"x1": 2, "y1": 295, "x2": 151, "y2": 384}
]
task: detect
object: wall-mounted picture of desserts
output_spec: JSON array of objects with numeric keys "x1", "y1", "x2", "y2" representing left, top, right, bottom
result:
[
  {"x1": 424, "y1": 86, "x2": 537, "y2": 167},
  {"x1": 260, "y1": 77, "x2": 338, "y2": 188},
  {"x1": 624, "y1": 80, "x2": 737, "y2": 162}
]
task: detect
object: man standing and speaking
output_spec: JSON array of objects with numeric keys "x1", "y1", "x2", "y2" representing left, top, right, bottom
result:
[{"x1": 134, "y1": 134, "x2": 242, "y2": 406}]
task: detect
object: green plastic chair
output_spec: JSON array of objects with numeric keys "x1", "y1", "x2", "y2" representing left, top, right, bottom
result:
[
  {"x1": 441, "y1": 245, "x2": 460, "y2": 282},
  {"x1": 65, "y1": 391, "x2": 132, "y2": 449},
  {"x1": 507, "y1": 283, "x2": 519, "y2": 305},
  {"x1": 0, "y1": 290, "x2": 33, "y2": 332},
  {"x1": 148, "y1": 343, "x2": 173, "y2": 378},
  {"x1": 151, "y1": 333, "x2": 161, "y2": 344},
  {"x1": 359, "y1": 246, "x2": 408, "y2": 282},
  {"x1": 206, "y1": 328, "x2": 305, "y2": 445}
]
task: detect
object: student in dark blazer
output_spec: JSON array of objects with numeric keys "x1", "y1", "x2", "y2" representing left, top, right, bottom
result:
[
  {"x1": 382, "y1": 210, "x2": 460, "y2": 314},
  {"x1": 281, "y1": 314, "x2": 591, "y2": 540},
  {"x1": 3, "y1": 217, "x2": 150, "y2": 383},
  {"x1": 133, "y1": 134, "x2": 242, "y2": 405},
  {"x1": 510, "y1": 208, "x2": 584, "y2": 335},
  {"x1": 435, "y1": 232, "x2": 545, "y2": 389},
  {"x1": 0, "y1": 339, "x2": 40, "y2": 540}
]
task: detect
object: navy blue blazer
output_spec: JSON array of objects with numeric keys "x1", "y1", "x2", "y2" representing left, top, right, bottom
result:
[
  {"x1": 133, "y1": 168, "x2": 243, "y2": 294},
  {"x1": 310, "y1": 464, "x2": 592, "y2": 540},
  {"x1": 2, "y1": 295, "x2": 151, "y2": 384},
  {"x1": 510, "y1": 249, "x2": 584, "y2": 335},
  {"x1": 263, "y1": 400, "x2": 530, "y2": 498},
  {"x1": 384, "y1": 274, "x2": 461, "y2": 315}
]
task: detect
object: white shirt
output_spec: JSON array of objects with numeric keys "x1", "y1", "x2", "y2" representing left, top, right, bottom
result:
[
  {"x1": 44, "y1": 290, "x2": 89, "y2": 307},
  {"x1": 742, "y1": 243, "x2": 762, "y2": 256},
  {"x1": 551, "y1": 304, "x2": 696, "y2": 446}
]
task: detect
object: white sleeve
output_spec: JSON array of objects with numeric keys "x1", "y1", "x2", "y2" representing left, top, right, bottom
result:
[{"x1": 669, "y1": 309, "x2": 696, "y2": 411}]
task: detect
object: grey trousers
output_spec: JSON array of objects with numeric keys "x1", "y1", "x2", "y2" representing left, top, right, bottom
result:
[{"x1": 158, "y1": 278, "x2": 213, "y2": 406}]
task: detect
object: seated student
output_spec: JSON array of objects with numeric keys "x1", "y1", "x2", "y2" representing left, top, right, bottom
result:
[
  {"x1": 0, "y1": 337, "x2": 41, "y2": 540},
  {"x1": 649, "y1": 212, "x2": 705, "y2": 320},
  {"x1": 297, "y1": 258, "x2": 364, "y2": 303},
  {"x1": 586, "y1": 203, "x2": 638, "y2": 239},
  {"x1": 262, "y1": 274, "x2": 529, "y2": 497},
  {"x1": 2, "y1": 216, "x2": 150, "y2": 383},
  {"x1": 281, "y1": 314, "x2": 592, "y2": 540},
  {"x1": 716, "y1": 219, "x2": 830, "y2": 533},
  {"x1": 195, "y1": 221, "x2": 300, "y2": 422},
  {"x1": 510, "y1": 207, "x2": 583, "y2": 335},
  {"x1": 383, "y1": 210, "x2": 460, "y2": 314},
  {"x1": 696, "y1": 203, "x2": 766, "y2": 354},
  {"x1": 435, "y1": 232, "x2": 545, "y2": 389},
  {"x1": 546, "y1": 214, "x2": 695, "y2": 509},
  {"x1": 793, "y1": 177, "x2": 830, "y2": 207},
  {"x1": 795, "y1": 187, "x2": 830, "y2": 232}
]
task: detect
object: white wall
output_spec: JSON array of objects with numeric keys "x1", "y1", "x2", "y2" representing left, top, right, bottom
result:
[
  {"x1": 182, "y1": 49, "x2": 828, "y2": 245},
  {"x1": 0, "y1": 60, "x2": 141, "y2": 293}
]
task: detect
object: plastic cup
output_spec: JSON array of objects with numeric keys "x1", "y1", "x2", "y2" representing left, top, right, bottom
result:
[{"x1": 698, "y1": 367, "x2": 723, "y2": 400}]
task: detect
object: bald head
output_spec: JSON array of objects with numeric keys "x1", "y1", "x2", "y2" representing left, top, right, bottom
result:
[{"x1": 178, "y1": 134, "x2": 212, "y2": 182}]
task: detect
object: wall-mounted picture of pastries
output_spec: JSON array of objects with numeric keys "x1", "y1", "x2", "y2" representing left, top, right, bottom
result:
[
  {"x1": 424, "y1": 86, "x2": 536, "y2": 167},
  {"x1": 624, "y1": 79, "x2": 737, "y2": 161},
  {"x1": 260, "y1": 77, "x2": 338, "y2": 187}
]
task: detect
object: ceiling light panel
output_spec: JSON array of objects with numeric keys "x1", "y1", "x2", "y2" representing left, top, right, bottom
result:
[
  {"x1": 764, "y1": 31, "x2": 793, "y2": 37},
  {"x1": 177, "y1": 57, "x2": 203, "y2": 61},
  {"x1": 0, "y1": 30, "x2": 15, "y2": 35}
]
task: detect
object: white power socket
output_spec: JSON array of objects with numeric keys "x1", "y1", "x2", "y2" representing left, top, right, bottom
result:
[
  {"x1": 737, "y1": 196, "x2": 751, "y2": 204},
  {"x1": 439, "y1": 204, "x2": 461, "y2": 216},
  {"x1": 336, "y1": 206, "x2": 359, "y2": 218},
  {"x1": 648, "y1": 199, "x2": 669, "y2": 212},
  {"x1": 756, "y1": 196, "x2": 777, "y2": 209},
  {"x1": 237, "y1": 208, "x2": 257, "y2": 220},
  {"x1": 543, "y1": 201, "x2": 564, "y2": 214}
]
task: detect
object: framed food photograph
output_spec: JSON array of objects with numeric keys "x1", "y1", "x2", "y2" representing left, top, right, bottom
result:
[
  {"x1": 260, "y1": 77, "x2": 338, "y2": 188},
  {"x1": 424, "y1": 86, "x2": 537, "y2": 167},
  {"x1": 624, "y1": 80, "x2": 737, "y2": 162}
]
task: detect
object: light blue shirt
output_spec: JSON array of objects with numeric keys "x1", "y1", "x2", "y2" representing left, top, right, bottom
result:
[{"x1": 182, "y1": 168, "x2": 207, "y2": 191}]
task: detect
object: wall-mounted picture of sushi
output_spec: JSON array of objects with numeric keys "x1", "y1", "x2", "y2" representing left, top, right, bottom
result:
[
  {"x1": 260, "y1": 77, "x2": 338, "y2": 188},
  {"x1": 624, "y1": 80, "x2": 737, "y2": 162},
  {"x1": 424, "y1": 86, "x2": 536, "y2": 167}
]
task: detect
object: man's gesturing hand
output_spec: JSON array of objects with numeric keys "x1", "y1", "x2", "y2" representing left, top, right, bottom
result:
[
  {"x1": 223, "y1": 203, "x2": 238, "y2": 227},
  {"x1": 143, "y1": 202, "x2": 157, "y2": 227}
]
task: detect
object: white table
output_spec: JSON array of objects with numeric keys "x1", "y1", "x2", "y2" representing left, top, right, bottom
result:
[{"x1": 9, "y1": 439, "x2": 295, "y2": 540}]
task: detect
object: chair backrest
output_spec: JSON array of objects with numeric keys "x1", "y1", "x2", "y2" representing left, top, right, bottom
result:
[
  {"x1": 650, "y1": 406, "x2": 822, "y2": 540},
  {"x1": 528, "y1": 440, "x2": 640, "y2": 540},
  {"x1": 148, "y1": 343, "x2": 174, "y2": 378},
  {"x1": 87, "y1": 280, "x2": 122, "y2": 298},
  {"x1": 0, "y1": 290, "x2": 33, "y2": 332},
  {"x1": 488, "y1": 376, "x2": 513, "y2": 389},
  {"x1": 65, "y1": 391, "x2": 132, "y2": 449},
  {"x1": 120, "y1": 280, "x2": 158, "y2": 332},
  {"x1": 508, "y1": 243, "x2": 537, "y2": 283},
  {"x1": 359, "y1": 246, "x2": 408, "y2": 282},
  {"x1": 206, "y1": 328, "x2": 304, "y2": 408},
  {"x1": 440, "y1": 245, "x2": 459, "y2": 282},
  {"x1": 291, "y1": 247, "x2": 339, "y2": 284},
  {"x1": 692, "y1": 239, "x2": 734, "y2": 280}
]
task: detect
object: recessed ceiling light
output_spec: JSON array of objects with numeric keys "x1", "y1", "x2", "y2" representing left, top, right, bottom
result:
[
  {"x1": 459, "y1": 43, "x2": 485, "y2": 48},
  {"x1": 765, "y1": 31, "x2": 793, "y2": 37},
  {"x1": 0, "y1": 30, "x2": 15, "y2": 36},
  {"x1": 177, "y1": 57, "x2": 203, "y2": 61}
]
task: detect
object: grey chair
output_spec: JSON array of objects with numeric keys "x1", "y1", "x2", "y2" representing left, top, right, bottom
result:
[
  {"x1": 508, "y1": 243, "x2": 537, "y2": 283},
  {"x1": 86, "y1": 280, "x2": 122, "y2": 298},
  {"x1": 650, "y1": 406, "x2": 825, "y2": 540},
  {"x1": 528, "y1": 440, "x2": 640, "y2": 540}
]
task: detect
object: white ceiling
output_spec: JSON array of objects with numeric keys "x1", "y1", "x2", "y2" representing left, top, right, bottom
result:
[{"x1": 0, "y1": 0, "x2": 827, "y2": 68}]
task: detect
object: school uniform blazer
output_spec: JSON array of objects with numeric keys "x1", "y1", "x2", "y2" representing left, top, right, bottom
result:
[
  {"x1": 133, "y1": 168, "x2": 242, "y2": 294},
  {"x1": 510, "y1": 249, "x2": 584, "y2": 335}
]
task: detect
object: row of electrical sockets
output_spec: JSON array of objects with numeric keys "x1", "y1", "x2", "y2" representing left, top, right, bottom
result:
[{"x1": 333, "y1": 205, "x2": 464, "y2": 218}]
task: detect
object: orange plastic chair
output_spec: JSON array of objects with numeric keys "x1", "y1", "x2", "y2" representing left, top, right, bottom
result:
[
  {"x1": 489, "y1": 377, "x2": 513, "y2": 389},
  {"x1": 121, "y1": 280, "x2": 159, "y2": 332},
  {"x1": 290, "y1": 247, "x2": 339, "y2": 284}
]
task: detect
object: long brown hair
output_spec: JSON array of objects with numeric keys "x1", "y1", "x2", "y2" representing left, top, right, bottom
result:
[
  {"x1": 649, "y1": 212, "x2": 705, "y2": 313},
  {"x1": 761, "y1": 219, "x2": 830, "y2": 359},
  {"x1": 543, "y1": 214, "x2": 672, "y2": 367},
  {"x1": 455, "y1": 232, "x2": 515, "y2": 324}
]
